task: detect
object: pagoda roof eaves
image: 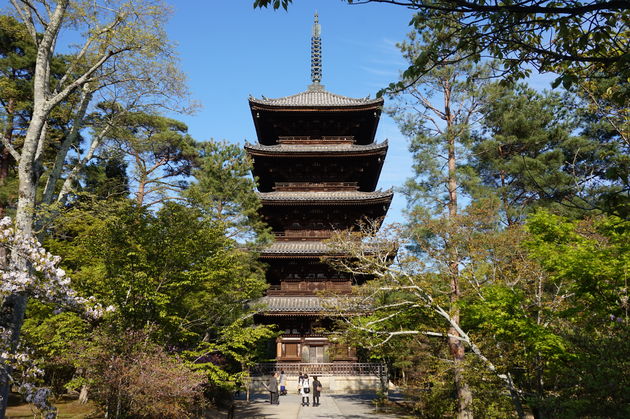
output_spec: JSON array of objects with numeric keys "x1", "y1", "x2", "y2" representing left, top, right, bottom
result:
[
  {"x1": 244, "y1": 140, "x2": 388, "y2": 156},
  {"x1": 249, "y1": 88, "x2": 383, "y2": 110},
  {"x1": 257, "y1": 189, "x2": 394, "y2": 204}
]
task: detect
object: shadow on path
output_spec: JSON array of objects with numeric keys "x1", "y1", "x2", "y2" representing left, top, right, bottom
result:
[{"x1": 220, "y1": 392, "x2": 401, "y2": 419}]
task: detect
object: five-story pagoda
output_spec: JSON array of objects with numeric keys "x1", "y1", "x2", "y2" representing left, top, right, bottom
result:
[{"x1": 247, "y1": 13, "x2": 392, "y2": 367}]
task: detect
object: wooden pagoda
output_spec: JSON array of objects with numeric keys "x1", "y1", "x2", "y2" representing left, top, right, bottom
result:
[{"x1": 247, "y1": 13, "x2": 392, "y2": 365}]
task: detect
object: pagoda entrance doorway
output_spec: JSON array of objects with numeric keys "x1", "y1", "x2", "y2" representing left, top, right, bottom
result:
[{"x1": 303, "y1": 345, "x2": 326, "y2": 363}]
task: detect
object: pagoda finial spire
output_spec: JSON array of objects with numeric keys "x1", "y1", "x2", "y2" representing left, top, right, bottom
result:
[{"x1": 309, "y1": 11, "x2": 323, "y2": 90}]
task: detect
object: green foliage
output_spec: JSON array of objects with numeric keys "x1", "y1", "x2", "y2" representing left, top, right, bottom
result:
[
  {"x1": 21, "y1": 305, "x2": 91, "y2": 393},
  {"x1": 401, "y1": 1, "x2": 628, "y2": 89},
  {"x1": 456, "y1": 210, "x2": 630, "y2": 417},
  {"x1": 81, "y1": 157, "x2": 130, "y2": 200},
  {"x1": 253, "y1": 0, "x2": 290, "y2": 10},
  {"x1": 186, "y1": 139, "x2": 270, "y2": 242},
  {"x1": 186, "y1": 319, "x2": 276, "y2": 393},
  {"x1": 45, "y1": 200, "x2": 267, "y2": 345},
  {"x1": 469, "y1": 84, "x2": 576, "y2": 220},
  {"x1": 526, "y1": 210, "x2": 630, "y2": 317},
  {"x1": 104, "y1": 110, "x2": 199, "y2": 207},
  {"x1": 471, "y1": 83, "x2": 629, "y2": 221}
]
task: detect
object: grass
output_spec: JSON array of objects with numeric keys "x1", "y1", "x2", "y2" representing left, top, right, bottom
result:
[{"x1": 6, "y1": 399, "x2": 100, "y2": 418}]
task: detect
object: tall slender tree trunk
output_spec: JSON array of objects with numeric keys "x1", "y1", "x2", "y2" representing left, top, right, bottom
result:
[
  {"x1": 0, "y1": 109, "x2": 46, "y2": 418},
  {"x1": 445, "y1": 108, "x2": 473, "y2": 418},
  {"x1": 0, "y1": 1, "x2": 63, "y2": 407}
]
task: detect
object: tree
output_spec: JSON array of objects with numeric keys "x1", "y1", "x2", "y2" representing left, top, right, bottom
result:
[
  {"x1": 44, "y1": 201, "x2": 265, "y2": 343},
  {"x1": 325, "y1": 205, "x2": 528, "y2": 418},
  {"x1": 185, "y1": 140, "x2": 270, "y2": 242},
  {"x1": 255, "y1": 0, "x2": 630, "y2": 88},
  {"x1": 0, "y1": 216, "x2": 107, "y2": 417},
  {"x1": 70, "y1": 330, "x2": 206, "y2": 419},
  {"x1": 469, "y1": 84, "x2": 578, "y2": 223},
  {"x1": 32, "y1": 197, "x2": 270, "y2": 409},
  {"x1": 387, "y1": 26, "x2": 492, "y2": 418},
  {"x1": 0, "y1": 15, "x2": 34, "y2": 217},
  {"x1": 464, "y1": 210, "x2": 630, "y2": 417},
  {"x1": 390, "y1": 31, "x2": 489, "y2": 218},
  {"x1": 1, "y1": 1, "x2": 183, "y2": 410},
  {"x1": 104, "y1": 112, "x2": 198, "y2": 208},
  {"x1": 471, "y1": 83, "x2": 630, "y2": 221}
]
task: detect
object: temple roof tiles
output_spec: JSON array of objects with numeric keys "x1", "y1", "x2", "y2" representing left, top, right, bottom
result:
[
  {"x1": 257, "y1": 189, "x2": 393, "y2": 202},
  {"x1": 261, "y1": 240, "x2": 332, "y2": 255},
  {"x1": 256, "y1": 296, "x2": 337, "y2": 313},
  {"x1": 245, "y1": 140, "x2": 388, "y2": 154},
  {"x1": 249, "y1": 86, "x2": 383, "y2": 108},
  {"x1": 260, "y1": 240, "x2": 387, "y2": 257}
]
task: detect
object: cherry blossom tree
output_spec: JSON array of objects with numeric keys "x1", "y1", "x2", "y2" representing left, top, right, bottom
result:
[{"x1": 0, "y1": 216, "x2": 110, "y2": 416}]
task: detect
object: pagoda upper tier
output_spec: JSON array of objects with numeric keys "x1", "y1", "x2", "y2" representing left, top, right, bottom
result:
[
  {"x1": 249, "y1": 85, "x2": 384, "y2": 145},
  {"x1": 245, "y1": 140, "x2": 388, "y2": 192}
]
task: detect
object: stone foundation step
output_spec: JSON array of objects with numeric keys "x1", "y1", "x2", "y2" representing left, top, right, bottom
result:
[{"x1": 248, "y1": 375, "x2": 390, "y2": 394}]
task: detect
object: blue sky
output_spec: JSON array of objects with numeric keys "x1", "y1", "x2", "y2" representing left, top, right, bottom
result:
[
  {"x1": 166, "y1": 1, "x2": 418, "y2": 224},
  {"x1": 0, "y1": 0, "x2": 557, "y2": 224}
]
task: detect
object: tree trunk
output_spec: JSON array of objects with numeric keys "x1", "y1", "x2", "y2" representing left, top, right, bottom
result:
[
  {"x1": 0, "y1": 9, "x2": 59, "y2": 405},
  {"x1": 56, "y1": 124, "x2": 110, "y2": 204},
  {"x1": 449, "y1": 274, "x2": 473, "y2": 418},
  {"x1": 445, "y1": 100, "x2": 473, "y2": 418},
  {"x1": 79, "y1": 383, "x2": 90, "y2": 404},
  {"x1": 42, "y1": 85, "x2": 93, "y2": 205}
]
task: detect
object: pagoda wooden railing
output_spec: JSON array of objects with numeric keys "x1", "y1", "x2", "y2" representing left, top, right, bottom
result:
[
  {"x1": 278, "y1": 135, "x2": 355, "y2": 144},
  {"x1": 251, "y1": 362, "x2": 386, "y2": 377},
  {"x1": 273, "y1": 181, "x2": 359, "y2": 191},
  {"x1": 273, "y1": 230, "x2": 332, "y2": 240},
  {"x1": 266, "y1": 281, "x2": 352, "y2": 295}
]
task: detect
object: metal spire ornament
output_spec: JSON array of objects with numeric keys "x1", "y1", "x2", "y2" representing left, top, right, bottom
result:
[{"x1": 309, "y1": 11, "x2": 324, "y2": 91}]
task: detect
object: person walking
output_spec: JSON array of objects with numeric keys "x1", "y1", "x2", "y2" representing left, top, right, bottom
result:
[
  {"x1": 267, "y1": 372, "x2": 279, "y2": 405},
  {"x1": 299, "y1": 373, "x2": 310, "y2": 407},
  {"x1": 279, "y1": 370, "x2": 287, "y2": 396},
  {"x1": 297, "y1": 372, "x2": 304, "y2": 404},
  {"x1": 312, "y1": 376, "x2": 322, "y2": 407}
]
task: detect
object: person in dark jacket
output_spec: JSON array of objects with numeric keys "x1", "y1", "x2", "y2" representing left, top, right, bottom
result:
[
  {"x1": 312, "y1": 376, "x2": 322, "y2": 407},
  {"x1": 267, "y1": 372, "x2": 279, "y2": 405}
]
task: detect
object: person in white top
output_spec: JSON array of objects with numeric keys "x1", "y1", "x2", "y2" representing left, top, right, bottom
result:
[{"x1": 298, "y1": 373, "x2": 310, "y2": 407}]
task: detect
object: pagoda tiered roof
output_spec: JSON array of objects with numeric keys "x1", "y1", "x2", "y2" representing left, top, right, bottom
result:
[
  {"x1": 256, "y1": 296, "x2": 338, "y2": 315},
  {"x1": 260, "y1": 240, "x2": 388, "y2": 257},
  {"x1": 257, "y1": 189, "x2": 393, "y2": 204},
  {"x1": 249, "y1": 85, "x2": 383, "y2": 109},
  {"x1": 249, "y1": 84, "x2": 383, "y2": 145},
  {"x1": 245, "y1": 140, "x2": 388, "y2": 155},
  {"x1": 261, "y1": 240, "x2": 332, "y2": 256}
]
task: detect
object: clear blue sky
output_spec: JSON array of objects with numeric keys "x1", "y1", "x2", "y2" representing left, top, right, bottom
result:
[
  {"x1": 0, "y1": 0, "x2": 556, "y2": 223},
  {"x1": 166, "y1": 1, "x2": 418, "y2": 224}
]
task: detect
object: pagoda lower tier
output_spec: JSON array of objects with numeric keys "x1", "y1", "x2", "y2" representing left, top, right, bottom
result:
[{"x1": 253, "y1": 311, "x2": 357, "y2": 362}]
